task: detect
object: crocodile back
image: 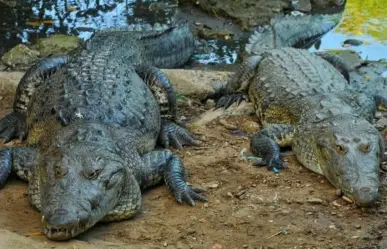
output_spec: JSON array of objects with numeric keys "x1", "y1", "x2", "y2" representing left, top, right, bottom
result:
[
  {"x1": 26, "y1": 50, "x2": 160, "y2": 148},
  {"x1": 248, "y1": 48, "x2": 349, "y2": 125}
]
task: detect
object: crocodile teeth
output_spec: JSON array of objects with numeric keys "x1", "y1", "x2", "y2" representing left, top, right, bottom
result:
[
  {"x1": 153, "y1": 22, "x2": 162, "y2": 31},
  {"x1": 134, "y1": 24, "x2": 142, "y2": 31},
  {"x1": 46, "y1": 229, "x2": 52, "y2": 238}
]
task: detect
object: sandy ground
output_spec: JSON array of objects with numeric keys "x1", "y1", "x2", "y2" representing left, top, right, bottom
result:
[{"x1": 0, "y1": 60, "x2": 387, "y2": 249}]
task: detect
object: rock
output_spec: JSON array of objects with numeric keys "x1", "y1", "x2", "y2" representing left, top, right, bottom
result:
[
  {"x1": 0, "y1": 71, "x2": 24, "y2": 114},
  {"x1": 0, "y1": 0, "x2": 17, "y2": 7},
  {"x1": 190, "y1": 101, "x2": 255, "y2": 127},
  {"x1": 291, "y1": 0, "x2": 312, "y2": 12},
  {"x1": 162, "y1": 69, "x2": 233, "y2": 100},
  {"x1": 208, "y1": 183, "x2": 219, "y2": 189},
  {"x1": 342, "y1": 39, "x2": 363, "y2": 47},
  {"x1": 342, "y1": 195, "x2": 354, "y2": 204},
  {"x1": 205, "y1": 99, "x2": 216, "y2": 109},
  {"x1": 239, "y1": 120, "x2": 260, "y2": 133},
  {"x1": 355, "y1": 224, "x2": 361, "y2": 229},
  {"x1": 1, "y1": 44, "x2": 40, "y2": 68},
  {"x1": 306, "y1": 197, "x2": 323, "y2": 204},
  {"x1": 36, "y1": 34, "x2": 82, "y2": 57},
  {"x1": 219, "y1": 118, "x2": 237, "y2": 130}
]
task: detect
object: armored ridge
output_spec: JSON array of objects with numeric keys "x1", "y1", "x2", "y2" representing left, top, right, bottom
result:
[
  {"x1": 0, "y1": 20, "x2": 207, "y2": 240},
  {"x1": 217, "y1": 46, "x2": 386, "y2": 207},
  {"x1": 244, "y1": 12, "x2": 344, "y2": 55}
]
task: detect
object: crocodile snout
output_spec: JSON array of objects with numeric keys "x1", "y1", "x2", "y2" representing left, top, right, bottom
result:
[
  {"x1": 42, "y1": 208, "x2": 90, "y2": 240},
  {"x1": 352, "y1": 186, "x2": 379, "y2": 207}
]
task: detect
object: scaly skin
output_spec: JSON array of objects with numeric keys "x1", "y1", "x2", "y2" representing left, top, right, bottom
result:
[
  {"x1": 214, "y1": 11, "x2": 349, "y2": 107},
  {"x1": 217, "y1": 47, "x2": 386, "y2": 207},
  {"x1": 0, "y1": 21, "x2": 207, "y2": 240}
]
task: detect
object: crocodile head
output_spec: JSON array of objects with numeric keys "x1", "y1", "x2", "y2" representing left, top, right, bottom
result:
[
  {"x1": 296, "y1": 115, "x2": 383, "y2": 207},
  {"x1": 38, "y1": 143, "x2": 127, "y2": 240}
]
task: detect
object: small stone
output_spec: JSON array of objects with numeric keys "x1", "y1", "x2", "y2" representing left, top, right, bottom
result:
[
  {"x1": 332, "y1": 200, "x2": 342, "y2": 207},
  {"x1": 291, "y1": 0, "x2": 312, "y2": 12},
  {"x1": 208, "y1": 183, "x2": 219, "y2": 189},
  {"x1": 203, "y1": 203, "x2": 209, "y2": 208},
  {"x1": 219, "y1": 119, "x2": 237, "y2": 130},
  {"x1": 163, "y1": 242, "x2": 168, "y2": 247},
  {"x1": 342, "y1": 195, "x2": 354, "y2": 204},
  {"x1": 355, "y1": 224, "x2": 361, "y2": 229},
  {"x1": 212, "y1": 243, "x2": 222, "y2": 249},
  {"x1": 351, "y1": 236, "x2": 359, "y2": 239},
  {"x1": 214, "y1": 199, "x2": 221, "y2": 205},
  {"x1": 226, "y1": 192, "x2": 233, "y2": 198},
  {"x1": 199, "y1": 218, "x2": 206, "y2": 223},
  {"x1": 243, "y1": 245, "x2": 248, "y2": 248},
  {"x1": 329, "y1": 224, "x2": 337, "y2": 229},
  {"x1": 375, "y1": 112, "x2": 383, "y2": 119},
  {"x1": 336, "y1": 189, "x2": 343, "y2": 197},
  {"x1": 307, "y1": 197, "x2": 323, "y2": 204},
  {"x1": 205, "y1": 99, "x2": 216, "y2": 109}
]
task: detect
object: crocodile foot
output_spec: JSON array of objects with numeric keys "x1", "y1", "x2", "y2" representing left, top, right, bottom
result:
[
  {"x1": 159, "y1": 120, "x2": 200, "y2": 149},
  {"x1": 174, "y1": 186, "x2": 208, "y2": 206},
  {"x1": 254, "y1": 157, "x2": 287, "y2": 171},
  {"x1": 0, "y1": 112, "x2": 26, "y2": 142},
  {"x1": 216, "y1": 93, "x2": 249, "y2": 109}
]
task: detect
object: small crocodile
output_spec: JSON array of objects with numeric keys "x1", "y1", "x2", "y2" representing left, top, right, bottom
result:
[
  {"x1": 0, "y1": 21, "x2": 207, "y2": 240},
  {"x1": 216, "y1": 14, "x2": 386, "y2": 207}
]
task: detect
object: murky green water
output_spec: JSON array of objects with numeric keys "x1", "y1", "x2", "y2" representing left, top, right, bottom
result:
[
  {"x1": 0, "y1": 0, "x2": 385, "y2": 65},
  {"x1": 310, "y1": 0, "x2": 387, "y2": 61}
]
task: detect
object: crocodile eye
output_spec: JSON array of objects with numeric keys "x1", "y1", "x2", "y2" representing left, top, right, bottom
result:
[
  {"x1": 85, "y1": 169, "x2": 102, "y2": 179},
  {"x1": 335, "y1": 144, "x2": 347, "y2": 155},
  {"x1": 359, "y1": 143, "x2": 371, "y2": 153}
]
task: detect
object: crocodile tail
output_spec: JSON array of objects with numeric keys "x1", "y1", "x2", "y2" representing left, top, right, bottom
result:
[
  {"x1": 272, "y1": 12, "x2": 343, "y2": 49},
  {"x1": 245, "y1": 12, "x2": 343, "y2": 55},
  {"x1": 244, "y1": 25, "x2": 275, "y2": 55},
  {"x1": 93, "y1": 20, "x2": 194, "y2": 68},
  {"x1": 137, "y1": 20, "x2": 194, "y2": 68}
]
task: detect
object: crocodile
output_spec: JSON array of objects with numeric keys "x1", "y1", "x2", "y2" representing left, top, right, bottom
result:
[
  {"x1": 0, "y1": 20, "x2": 208, "y2": 240},
  {"x1": 216, "y1": 25, "x2": 386, "y2": 207}
]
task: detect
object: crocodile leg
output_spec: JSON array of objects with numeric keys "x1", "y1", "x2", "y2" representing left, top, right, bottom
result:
[
  {"x1": 0, "y1": 147, "x2": 37, "y2": 188},
  {"x1": 139, "y1": 150, "x2": 207, "y2": 206},
  {"x1": 250, "y1": 124, "x2": 294, "y2": 170},
  {"x1": 158, "y1": 119, "x2": 200, "y2": 149},
  {"x1": 314, "y1": 52, "x2": 350, "y2": 82},
  {"x1": 216, "y1": 55, "x2": 262, "y2": 109},
  {"x1": 135, "y1": 65, "x2": 177, "y2": 121},
  {"x1": 0, "y1": 56, "x2": 68, "y2": 142}
]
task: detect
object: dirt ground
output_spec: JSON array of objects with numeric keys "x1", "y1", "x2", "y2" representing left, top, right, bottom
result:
[{"x1": 0, "y1": 60, "x2": 387, "y2": 249}]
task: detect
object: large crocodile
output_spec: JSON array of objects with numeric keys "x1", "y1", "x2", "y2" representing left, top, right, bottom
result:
[
  {"x1": 216, "y1": 18, "x2": 386, "y2": 206},
  {"x1": 0, "y1": 21, "x2": 207, "y2": 240}
]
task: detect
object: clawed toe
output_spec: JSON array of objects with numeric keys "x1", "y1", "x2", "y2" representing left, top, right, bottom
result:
[
  {"x1": 160, "y1": 120, "x2": 200, "y2": 149},
  {"x1": 215, "y1": 93, "x2": 248, "y2": 109},
  {"x1": 176, "y1": 186, "x2": 208, "y2": 206},
  {"x1": 0, "y1": 112, "x2": 26, "y2": 143}
]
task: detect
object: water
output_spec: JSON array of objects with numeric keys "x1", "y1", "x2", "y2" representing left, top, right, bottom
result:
[
  {"x1": 310, "y1": 0, "x2": 387, "y2": 61},
  {"x1": 0, "y1": 0, "x2": 177, "y2": 54},
  {"x1": 0, "y1": 0, "x2": 385, "y2": 65}
]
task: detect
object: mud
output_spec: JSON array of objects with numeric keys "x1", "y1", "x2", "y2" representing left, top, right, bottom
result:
[{"x1": 0, "y1": 56, "x2": 387, "y2": 248}]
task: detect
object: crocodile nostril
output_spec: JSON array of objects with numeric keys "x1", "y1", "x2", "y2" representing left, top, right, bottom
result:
[
  {"x1": 360, "y1": 187, "x2": 371, "y2": 193},
  {"x1": 54, "y1": 208, "x2": 68, "y2": 215}
]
